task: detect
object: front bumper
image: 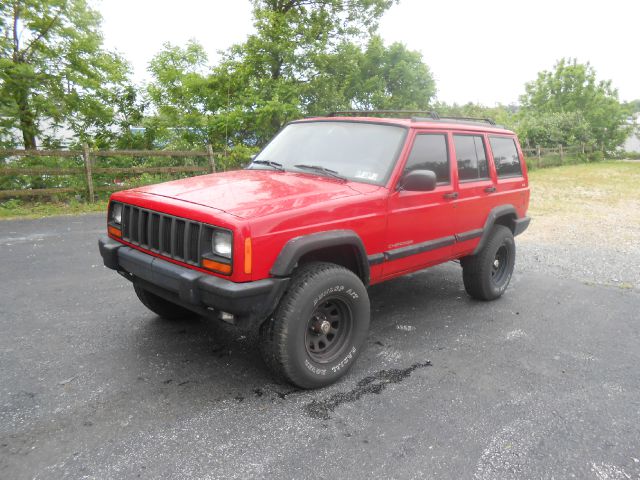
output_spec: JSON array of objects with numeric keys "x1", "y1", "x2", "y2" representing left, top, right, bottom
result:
[{"x1": 98, "y1": 237, "x2": 289, "y2": 329}]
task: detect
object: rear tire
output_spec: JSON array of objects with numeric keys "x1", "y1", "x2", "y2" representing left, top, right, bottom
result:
[
  {"x1": 462, "y1": 225, "x2": 515, "y2": 301},
  {"x1": 259, "y1": 262, "x2": 370, "y2": 389},
  {"x1": 134, "y1": 285, "x2": 194, "y2": 320}
]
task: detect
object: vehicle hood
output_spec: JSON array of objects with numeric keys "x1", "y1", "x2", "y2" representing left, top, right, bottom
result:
[{"x1": 132, "y1": 170, "x2": 372, "y2": 218}]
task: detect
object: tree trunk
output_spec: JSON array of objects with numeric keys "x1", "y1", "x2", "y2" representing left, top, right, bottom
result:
[
  {"x1": 15, "y1": 87, "x2": 38, "y2": 149},
  {"x1": 11, "y1": 4, "x2": 37, "y2": 149}
]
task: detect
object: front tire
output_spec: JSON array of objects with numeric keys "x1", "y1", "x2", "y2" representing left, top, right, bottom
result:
[
  {"x1": 462, "y1": 225, "x2": 515, "y2": 301},
  {"x1": 259, "y1": 262, "x2": 370, "y2": 389},
  {"x1": 134, "y1": 285, "x2": 194, "y2": 320}
]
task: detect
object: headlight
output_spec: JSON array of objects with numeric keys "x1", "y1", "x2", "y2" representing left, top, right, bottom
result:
[
  {"x1": 111, "y1": 203, "x2": 123, "y2": 224},
  {"x1": 212, "y1": 230, "x2": 232, "y2": 258}
]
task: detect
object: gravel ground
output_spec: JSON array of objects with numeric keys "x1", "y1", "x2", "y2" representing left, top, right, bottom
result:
[
  {"x1": 517, "y1": 236, "x2": 640, "y2": 291},
  {"x1": 518, "y1": 162, "x2": 640, "y2": 290}
]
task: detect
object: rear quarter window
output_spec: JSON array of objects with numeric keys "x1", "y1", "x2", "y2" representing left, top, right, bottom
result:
[{"x1": 489, "y1": 136, "x2": 522, "y2": 177}]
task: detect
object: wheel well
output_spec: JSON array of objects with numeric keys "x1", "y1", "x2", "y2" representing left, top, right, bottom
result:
[
  {"x1": 494, "y1": 213, "x2": 516, "y2": 233},
  {"x1": 297, "y1": 245, "x2": 365, "y2": 283}
]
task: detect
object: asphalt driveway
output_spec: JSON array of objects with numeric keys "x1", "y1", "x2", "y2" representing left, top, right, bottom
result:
[{"x1": 1, "y1": 214, "x2": 639, "y2": 479}]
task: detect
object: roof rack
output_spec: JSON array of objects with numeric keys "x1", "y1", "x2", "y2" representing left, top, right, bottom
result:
[
  {"x1": 327, "y1": 110, "x2": 498, "y2": 127},
  {"x1": 435, "y1": 116, "x2": 496, "y2": 126},
  {"x1": 328, "y1": 110, "x2": 441, "y2": 119}
]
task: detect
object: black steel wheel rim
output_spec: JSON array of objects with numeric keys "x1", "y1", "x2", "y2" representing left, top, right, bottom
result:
[
  {"x1": 491, "y1": 245, "x2": 510, "y2": 284},
  {"x1": 305, "y1": 297, "x2": 353, "y2": 363}
]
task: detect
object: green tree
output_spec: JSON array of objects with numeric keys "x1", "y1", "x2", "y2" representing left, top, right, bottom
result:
[
  {"x1": 519, "y1": 58, "x2": 629, "y2": 150},
  {"x1": 433, "y1": 102, "x2": 518, "y2": 129},
  {"x1": 625, "y1": 100, "x2": 640, "y2": 112},
  {"x1": 516, "y1": 111, "x2": 591, "y2": 148},
  {"x1": 145, "y1": 41, "x2": 213, "y2": 147},
  {"x1": 0, "y1": 0, "x2": 131, "y2": 149},
  {"x1": 208, "y1": 0, "x2": 408, "y2": 144},
  {"x1": 344, "y1": 36, "x2": 436, "y2": 111},
  {"x1": 145, "y1": 0, "x2": 436, "y2": 152}
]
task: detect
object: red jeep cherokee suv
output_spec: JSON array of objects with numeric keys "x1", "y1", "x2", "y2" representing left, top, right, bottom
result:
[{"x1": 99, "y1": 111, "x2": 530, "y2": 388}]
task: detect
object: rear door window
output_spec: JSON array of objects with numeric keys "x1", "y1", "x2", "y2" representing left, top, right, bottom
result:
[
  {"x1": 404, "y1": 134, "x2": 450, "y2": 184},
  {"x1": 489, "y1": 136, "x2": 522, "y2": 177},
  {"x1": 454, "y1": 134, "x2": 489, "y2": 181}
]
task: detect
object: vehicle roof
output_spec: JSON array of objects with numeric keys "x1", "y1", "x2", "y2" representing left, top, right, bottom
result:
[{"x1": 297, "y1": 116, "x2": 516, "y2": 135}]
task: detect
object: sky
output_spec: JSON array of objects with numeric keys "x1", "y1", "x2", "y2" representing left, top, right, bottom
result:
[{"x1": 98, "y1": 0, "x2": 640, "y2": 106}]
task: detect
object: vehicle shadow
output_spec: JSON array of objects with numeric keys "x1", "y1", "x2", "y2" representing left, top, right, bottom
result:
[{"x1": 129, "y1": 262, "x2": 469, "y2": 398}]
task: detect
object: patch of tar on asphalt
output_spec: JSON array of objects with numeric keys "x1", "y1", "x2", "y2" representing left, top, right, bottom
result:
[{"x1": 304, "y1": 361, "x2": 432, "y2": 420}]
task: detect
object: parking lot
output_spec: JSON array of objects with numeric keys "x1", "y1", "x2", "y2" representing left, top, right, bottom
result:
[{"x1": 1, "y1": 213, "x2": 639, "y2": 479}]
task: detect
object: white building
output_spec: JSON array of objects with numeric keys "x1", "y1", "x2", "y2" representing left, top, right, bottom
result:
[{"x1": 623, "y1": 115, "x2": 640, "y2": 153}]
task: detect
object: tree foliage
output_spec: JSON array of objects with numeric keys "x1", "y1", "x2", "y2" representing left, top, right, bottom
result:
[
  {"x1": 518, "y1": 58, "x2": 629, "y2": 149},
  {"x1": 433, "y1": 101, "x2": 518, "y2": 129},
  {"x1": 516, "y1": 111, "x2": 591, "y2": 147},
  {"x1": 144, "y1": 0, "x2": 436, "y2": 150},
  {"x1": 2, "y1": 3, "x2": 631, "y2": 159},
  {"x1": 0, "y1": 0, "x2": 131, "y2": 148},
  {"x1": 624, "y1": 99, "x2": 640, "y2": 113}
]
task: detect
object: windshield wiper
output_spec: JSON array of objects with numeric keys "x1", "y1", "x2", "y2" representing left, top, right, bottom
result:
[
  {"x1": 294, "y1": 164, "x2": 346, "y2": 181},
  {"x1": 250, "y1": 160, "x2": 284, "y2": 171}
]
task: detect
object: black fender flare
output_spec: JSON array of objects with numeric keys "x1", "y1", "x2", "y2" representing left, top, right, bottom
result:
[
  {"x1": 270, "y1": 230, "x2": 370, "y2": 285},
  {"x1": 473, "y1": 205, "x2": 518, "y2": 255}
]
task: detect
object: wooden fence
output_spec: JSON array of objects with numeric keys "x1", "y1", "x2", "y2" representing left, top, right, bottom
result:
[
  {"x1": 0, "y1": 144, "x2": 220, "y2": 201},
  {"x1": 521, "y1": 143, "x2": 603, "y2": 169},
  {"x1": 0, "y1": 142, "x2": 604, "y2": 201}
]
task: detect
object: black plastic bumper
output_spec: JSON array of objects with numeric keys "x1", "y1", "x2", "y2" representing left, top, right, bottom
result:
[
  {"x1": 513, "y1": 216, "x2": 531, "y2": 236},
  {"x1": 99, "y1": 236, "x2": 289, "y2": 329}
]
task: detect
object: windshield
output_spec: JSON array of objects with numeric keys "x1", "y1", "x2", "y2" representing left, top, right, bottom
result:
[{"x1": 251, "y1": 121, "x2": 407, "y2": 185}]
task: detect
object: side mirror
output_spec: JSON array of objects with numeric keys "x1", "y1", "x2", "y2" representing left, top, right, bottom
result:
[{"x1": 399, "y1": 169, "x2": 437, "y2": 192}]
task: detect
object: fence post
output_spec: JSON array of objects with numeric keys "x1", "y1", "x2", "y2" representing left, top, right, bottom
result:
[
  {"x1": 536, "y1": 145, "x2": 541, "y2": 167},
  {"x1": 206, "y1": 144, "x2": 216, "y2": 173},
  {"x1": 559, "y1": 144, "x2": 564, "y2": 163},
  {"x1": 83, "y1": 143, "x2": 94, "y2": 203}
]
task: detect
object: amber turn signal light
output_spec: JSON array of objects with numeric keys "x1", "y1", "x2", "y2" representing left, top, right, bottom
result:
[
  {"x1": 108, "y1": 225, "x2": 121, "y2": 238},
  {"x1": 202, "y1": 258, "x2": 232, "y2": 275}
]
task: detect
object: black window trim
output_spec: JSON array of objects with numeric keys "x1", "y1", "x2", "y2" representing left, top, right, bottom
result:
[
  {"x1": 488, "y1": 134, "x2": 523, "y2": 178},
  {"x1": 402, "y1": 131, "x2": 452, "y2": 187},
  {"x1": 452, "y1": 132, "x2": 491, "y2": 183}
]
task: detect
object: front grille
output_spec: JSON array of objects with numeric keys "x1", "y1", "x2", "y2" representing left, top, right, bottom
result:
[{"x1": 120, "y1": 204, "x2": 205, "y2": 266}]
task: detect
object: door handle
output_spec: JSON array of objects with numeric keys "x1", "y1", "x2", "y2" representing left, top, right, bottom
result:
[
  {"x1": 484, "y1": 186, "x2": 496, "y2": 193},
  {"x1": 443, "y1": 192, "x2": 458, "y2": 200}
]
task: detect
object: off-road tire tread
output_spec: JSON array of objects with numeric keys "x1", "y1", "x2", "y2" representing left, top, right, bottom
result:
[
  {"x1": 462, "y1": 225, "x2": 515, "y2": 301},
  {"x1": 259, "y1": 262, "x2": 366, "y2": 388}
]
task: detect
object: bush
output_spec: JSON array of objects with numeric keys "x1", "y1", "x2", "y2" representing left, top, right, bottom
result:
[{"x1": 621, "y1": 151, "x2": 640, "y2": 160}]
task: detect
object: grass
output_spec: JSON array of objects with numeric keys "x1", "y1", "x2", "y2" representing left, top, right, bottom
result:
[
  {"x1": 0, "y1": 198, "x2": 107, "y2": 220},
  {"x1": 528, "y1": 160, "x2": 640, "y2": 214},
  {"x1": 525, "y1": 160, "x2": 640, "y2": 245}
]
